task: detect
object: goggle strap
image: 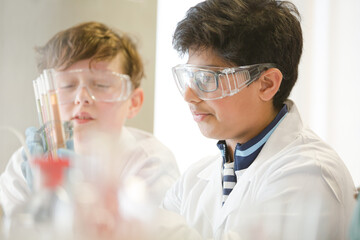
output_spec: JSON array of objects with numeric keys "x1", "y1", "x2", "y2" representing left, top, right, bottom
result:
[
  {"x1": 227, "y1": 74, "x2": 238, "y2": 95},
  {"x1": 234, "y1": 71, "x2": 251, "y2": 89},
  {"x1": 223, "y1": 74, "x2": 232, "y2": 95}
]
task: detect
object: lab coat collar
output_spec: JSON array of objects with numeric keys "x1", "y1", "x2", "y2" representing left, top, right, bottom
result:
[
  {"x1": 197, "y1": 155, "x2": 221, "y2": 180},
  {"x1": 252, "y1": 99, "x2": 303, "y2": 168},
  {"x1": 119, "y1": 126, "x2": 137, "y2": 147},
  {"x1": 95, "y1": 126, "x2": 137, "y2": 156}
]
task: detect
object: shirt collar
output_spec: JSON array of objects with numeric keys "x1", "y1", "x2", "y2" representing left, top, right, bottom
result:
[{"x1": 217, "y1": 104, "x2": 288, "y2": 171}]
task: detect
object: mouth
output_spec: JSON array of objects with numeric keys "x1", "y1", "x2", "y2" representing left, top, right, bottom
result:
[
  {"x1": 190, "y1": 109, "x2": 211, "y2": 122},
  {"x1": 72, "y1": 112, "x2": 94, "y2": 124}
]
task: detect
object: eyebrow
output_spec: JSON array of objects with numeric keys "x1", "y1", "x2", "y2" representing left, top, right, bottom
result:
[{"x1": 185, "y1": 63, "x2": 225, "y2": 68}]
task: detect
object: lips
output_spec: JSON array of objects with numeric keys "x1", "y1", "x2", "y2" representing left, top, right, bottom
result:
[
  {"x1": 72, "y1": 112, "x2": 94, "y2": 124},
  {"x1": 190, "y1": 107, "x2": 211, "y2": 122}
]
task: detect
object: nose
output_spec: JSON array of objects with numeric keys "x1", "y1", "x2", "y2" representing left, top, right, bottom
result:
[
  {"x1": 74, "y1": 86, "x2": 94, "y2": 105},
  {"x1": 183, "y1": 85, "x2": 202, "y2": 103}
]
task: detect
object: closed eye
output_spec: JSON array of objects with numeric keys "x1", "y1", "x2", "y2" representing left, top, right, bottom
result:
[
  {"x1": 59, "y1": 82, "x2": 77, "y2": 89},
  {"x1": 95, "y1": 83, "x2": 111, "y2": 88}
]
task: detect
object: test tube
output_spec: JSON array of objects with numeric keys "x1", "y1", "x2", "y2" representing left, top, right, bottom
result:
[
  {"x1": 32, "y1": 77, "x2": 43, "y2": 126},
  {"x1": 43, "y1": 69, "x2": 66, "y2": 154},
  {"x1": 33, "y1": 75, "x2": 51, "y2": 153},
  {"x1": 32, "y1": 69, "x2": 67, "y2": 159}
]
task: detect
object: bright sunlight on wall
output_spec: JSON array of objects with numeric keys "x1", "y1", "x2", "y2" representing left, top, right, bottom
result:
[{"x1": 153, "y1": 0, "x2": 216, "y2": 174}]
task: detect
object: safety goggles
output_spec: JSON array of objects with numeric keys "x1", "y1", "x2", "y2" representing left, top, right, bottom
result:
[
  {"x1": 172, "y1": 63, "x2": 275, "y2": 100},
  {"x1": 50, "y1": 69, "x2": 133, "y2": 104}
]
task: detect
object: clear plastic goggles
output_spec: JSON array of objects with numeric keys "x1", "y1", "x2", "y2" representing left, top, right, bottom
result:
[
  {"x1": 172, "y1": 63, "x2": 276, "y2": 100},
  {"x1": 50, "y1": 69, "x2": 133, "y2": 104}
]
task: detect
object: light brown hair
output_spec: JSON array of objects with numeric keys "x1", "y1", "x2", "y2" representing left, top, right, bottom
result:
[{"x1": 36, "y1": 21, "x2": 144, "y2": 88}]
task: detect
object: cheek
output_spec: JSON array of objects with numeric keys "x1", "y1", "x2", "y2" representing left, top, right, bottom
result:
[
  {"x1": 210, "y1": 98, "x2": 239, "y2": 122},
  {"x1": 212, "y1": 93, "x2": 253, "y2": 123},
  {"x1": 216, "y1": 107, "x2": 238, "y2": 126},
  {"x1": 98, "y1": 102, "x2": 129, "y2": 129}
]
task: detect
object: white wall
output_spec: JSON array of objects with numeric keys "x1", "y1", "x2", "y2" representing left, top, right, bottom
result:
[
  {"x1": 154, "y1": 0, "x2": 217, "y2": 174},
  {"x1": 0, "y1": 0, "x2": 158, "y2": 172},
  {"x1": 154, "y1": 0, "x2": 360, "y2": 186}
]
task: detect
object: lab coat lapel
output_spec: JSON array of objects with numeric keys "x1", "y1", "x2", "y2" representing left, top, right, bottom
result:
[
  {"x1": 197, "y1": 157, "x2": 223, "y2": 232},
  {"x1": 209, "y1": 100, "x2": 304, "y2": 232},
  {"x1": 219, "y1": 170, "x2": 252, "y2": 222},
  {"x1": 254, "y1": 100, "x2": 303, "y2": 164},
  {"x1": 197, "y1": 156, "x2": 251, "y2": 233}
]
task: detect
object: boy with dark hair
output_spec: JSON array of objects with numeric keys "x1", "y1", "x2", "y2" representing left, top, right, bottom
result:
[{"x1": 162, "y1": 0, "x2": 356, "y2": 239}]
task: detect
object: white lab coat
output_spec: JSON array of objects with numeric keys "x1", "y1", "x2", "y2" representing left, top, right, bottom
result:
[
  {"x1": 162, "y1": 100, "x2": 356, "y2": 240},
  {"x1": 0, "y1": 127, "x2": 180, "y2": 217}
]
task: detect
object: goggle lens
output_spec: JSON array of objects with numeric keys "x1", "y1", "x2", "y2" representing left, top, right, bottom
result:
[
  {"x1": 52, "y1": 69, "x2": 132, "y2": 104},
  {"x1": 172, "y1": 63, "x2": 274, "y2": 100}
]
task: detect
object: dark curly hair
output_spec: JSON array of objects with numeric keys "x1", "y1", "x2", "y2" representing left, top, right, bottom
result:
[{"x1": 173, "y1": 0, "x2": 303, "y2": 110}]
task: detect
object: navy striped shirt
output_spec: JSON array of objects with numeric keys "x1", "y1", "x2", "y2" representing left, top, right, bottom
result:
[{"x1": 218, "y1": 104, "x2": 288, "y2": 204}]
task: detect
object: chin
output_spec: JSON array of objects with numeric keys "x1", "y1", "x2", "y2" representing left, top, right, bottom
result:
[
  {"x1": 73, "y1": 124, "x2": 98, "y2": 141},
  {"x1": 73, "y1": 127, "x2": 87, "y2": 143},
  {"x1": 198, "y1": 126, "x2": 219, "y2": 140}
]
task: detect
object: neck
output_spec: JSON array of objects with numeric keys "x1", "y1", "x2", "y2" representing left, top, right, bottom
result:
[{"x1": 226, "y1": 105, "x2": 280, "y2": 160}]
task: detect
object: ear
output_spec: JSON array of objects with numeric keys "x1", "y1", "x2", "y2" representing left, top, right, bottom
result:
[
  {"x1": 258, "y1": 68, "x2": 283, "y2": 102},
  {"x1": 126, "y1": 88, "x2": 144, "y2": 119}
]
